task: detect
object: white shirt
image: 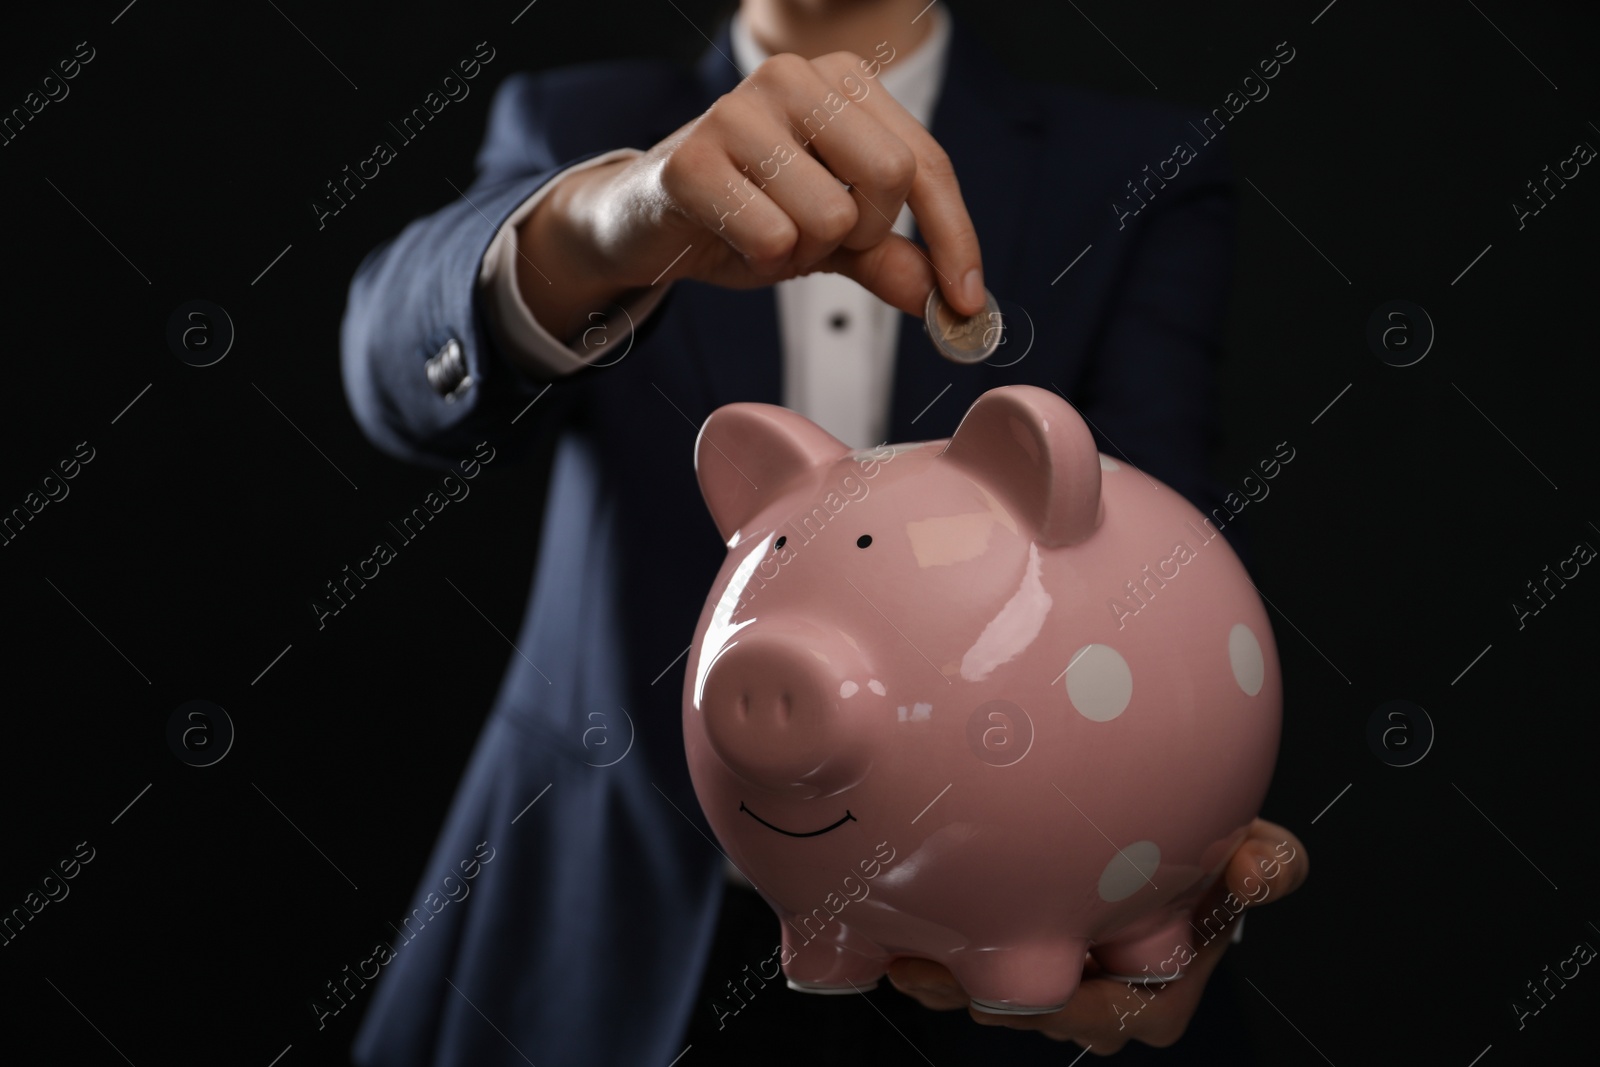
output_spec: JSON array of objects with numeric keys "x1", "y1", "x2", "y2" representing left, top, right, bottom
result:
[{"x1": 478, "y1": 6, "x2": 951, "y2": 449}]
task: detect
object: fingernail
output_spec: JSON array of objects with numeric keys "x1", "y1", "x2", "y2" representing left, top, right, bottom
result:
[{"x1": 962, "y1": 268, "x2": 984, "y2": 313}]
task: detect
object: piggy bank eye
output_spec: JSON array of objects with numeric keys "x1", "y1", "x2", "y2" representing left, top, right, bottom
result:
[
  {"x1": 856, "y1": 534, "x2": 873, "y2": 549},
  {"x1": 774, "y1": 536, "x2": 787, "y2": 550}
]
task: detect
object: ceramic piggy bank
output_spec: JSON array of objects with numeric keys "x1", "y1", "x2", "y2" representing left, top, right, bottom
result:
[{"x1": 682, "y1": 384, "x2": 1281, "y2": 1014}]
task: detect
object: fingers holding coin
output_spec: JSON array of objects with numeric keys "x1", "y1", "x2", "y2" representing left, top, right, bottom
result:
[{"x1": 807, "y1": 50, "x2": 986, "y2": 317}]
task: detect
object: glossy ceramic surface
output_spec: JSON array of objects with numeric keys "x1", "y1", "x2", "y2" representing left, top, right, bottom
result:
[{"x1": 682, "y1": 385, "x2": 1282, "y2": 1013}]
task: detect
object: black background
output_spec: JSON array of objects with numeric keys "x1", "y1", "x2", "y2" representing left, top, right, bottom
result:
[{"x1": 2, "y1": 1, "x2": 1596, "y2": 1064}]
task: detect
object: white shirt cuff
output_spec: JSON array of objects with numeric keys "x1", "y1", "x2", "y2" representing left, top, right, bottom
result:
[{"x1": 478, "y1": 148, "x2": 668, "y2": 377}]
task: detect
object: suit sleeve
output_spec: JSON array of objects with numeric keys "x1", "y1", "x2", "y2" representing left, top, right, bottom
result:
[
  {"x1": 1075, "y1": 134, "x2": 1243, "y2": 559},
  {"x1": 339, "y1": 71, "x2": 665, "y2": 468}
]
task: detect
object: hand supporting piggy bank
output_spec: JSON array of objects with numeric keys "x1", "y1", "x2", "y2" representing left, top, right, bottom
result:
[{"x1": 683, "y1": 385, "x2": 1281, "y2": 1015}]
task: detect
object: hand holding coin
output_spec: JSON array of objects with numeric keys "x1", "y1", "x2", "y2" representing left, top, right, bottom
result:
[
  {"x1": 511, "y1": 49, "x2": 987, "y2": 346},
  {"x1": 925, "y1": 285, "x2": 1003, "y2": 363}
]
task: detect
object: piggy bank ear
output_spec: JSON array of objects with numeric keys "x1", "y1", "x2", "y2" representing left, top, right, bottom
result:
[
  {"x1": 696, "y1": 403, "x2": 850, "y2": 544},
  {"x1": 941, "y1": 385, "x2": 1103, "y2": 547}
]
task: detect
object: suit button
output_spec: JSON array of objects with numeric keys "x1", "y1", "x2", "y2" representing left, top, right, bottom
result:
[{"x1": 425, "y1": 338, "x2": 473, "y2": 400}]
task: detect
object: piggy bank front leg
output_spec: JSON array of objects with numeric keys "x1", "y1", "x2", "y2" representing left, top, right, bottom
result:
[
  {"x1": 780, "y1": 916, "x2": 891, "y2": 994},
  {"x1": 947, "y1": 938, "x2": 1092, "y2": 1015}
]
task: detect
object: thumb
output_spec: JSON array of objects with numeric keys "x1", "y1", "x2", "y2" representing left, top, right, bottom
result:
[
  {"x1": 812, "y1": 235, "x2": 940, "y2": 318},
  {"x1": 1217, "y1": 821, "x2": 1309, "y2": 915}
]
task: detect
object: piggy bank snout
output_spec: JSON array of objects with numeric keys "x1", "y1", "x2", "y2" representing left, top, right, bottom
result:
[{"x1": 700, "y1": 629, "x2": 871, "y2": 793}]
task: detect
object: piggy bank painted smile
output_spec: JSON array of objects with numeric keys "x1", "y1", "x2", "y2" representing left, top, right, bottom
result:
[{"x1": 682, "y1": 385, "x2": 1281, "y2": 1014}]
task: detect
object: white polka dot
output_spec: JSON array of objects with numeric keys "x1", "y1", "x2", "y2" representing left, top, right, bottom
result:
[
  {"x1": 1098, "y1": 454, "x2": 1120, "y2": 471},
  {"x1": 1098, "y1": 840, "x2": 1160, "y2": 902},
  {"x1": 1229, "y1": 623, "x2": 1264, "y2": 696},
  {"x1": 839, "y1": 680, "x2": 859, "y2": 698},
  {"x1": 1065, "y1": 644, "x2": 1132, "y2": 721},
  {"x1": 867, "y1": 679, "x2": 887, "y2": 696}
]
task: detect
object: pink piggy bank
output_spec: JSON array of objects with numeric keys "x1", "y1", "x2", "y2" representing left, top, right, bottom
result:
[{"x1": 682, "y1": 384, "x2": 1281, "y2": 1014}]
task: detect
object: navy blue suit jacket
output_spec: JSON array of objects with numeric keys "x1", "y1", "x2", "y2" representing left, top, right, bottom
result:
[{"x1": 341, "y1": 17, "x2": 1236, "y2": 1066}]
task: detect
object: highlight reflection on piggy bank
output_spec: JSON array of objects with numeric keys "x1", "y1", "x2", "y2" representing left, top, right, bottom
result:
[{"x1": 682, "y1": 385, "x2": 1281, "y2": 1014}]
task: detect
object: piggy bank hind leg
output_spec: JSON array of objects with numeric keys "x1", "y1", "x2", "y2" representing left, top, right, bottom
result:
[
  {"x1": 1093, "y1": 915, "x2": 1196, "y2": 984},
  {"x1": 948, "y1": 938, "x2": 1092, "y2": 1015},
  {"x1": 780, "y1": 918, "x2": 890, "y2": 994}
]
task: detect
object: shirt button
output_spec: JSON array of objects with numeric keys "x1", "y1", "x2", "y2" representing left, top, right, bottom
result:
[{"x1": 829, "y1": 312, "x2": 850, "y2": 331}]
